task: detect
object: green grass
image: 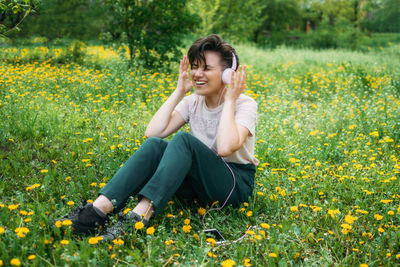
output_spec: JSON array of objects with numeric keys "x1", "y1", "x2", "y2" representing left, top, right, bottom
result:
[{"x1": 0, "y1": 42, "x2": 400, "y2": 266}]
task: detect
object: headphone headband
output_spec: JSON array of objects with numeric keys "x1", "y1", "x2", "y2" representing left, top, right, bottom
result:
[{"x1": 231, "y1": 52, "x2": 237, "y2": 70}]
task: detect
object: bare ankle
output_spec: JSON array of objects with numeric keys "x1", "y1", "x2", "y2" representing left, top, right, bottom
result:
[
  {"x1": 93, "y1": 195, "x2": 114, "y2": 214},
  {"x1": 132, "y1": 198, "x2": 154, "y2": 221}
]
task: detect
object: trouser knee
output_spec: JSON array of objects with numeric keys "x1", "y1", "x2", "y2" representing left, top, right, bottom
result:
[
  {"x1": 169, "y1": 132, "x2": 192, "y2": 146},
  {"x1": 141, "y1": 136, "x2": 164, "y2": 149}
]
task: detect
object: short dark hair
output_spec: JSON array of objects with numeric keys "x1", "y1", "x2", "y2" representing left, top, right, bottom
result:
[{"x1": 187, "y1": 34, "x2": 239, "y2": 71}]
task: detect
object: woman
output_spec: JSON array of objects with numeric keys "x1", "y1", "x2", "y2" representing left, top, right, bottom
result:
[{"x1": 51, "y1": 34, "x2": 258, "y2": 242}]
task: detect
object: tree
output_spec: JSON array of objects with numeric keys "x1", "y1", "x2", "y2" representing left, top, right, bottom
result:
[
  {"x1": 211, "y1": 0, "x2": 265, "y2": 42},
  {"x1": 18, "y1": 0, "x2": 108, "y2": 41},
  {"x1": 105, "y1": 0, "x2": 196, "y2": 69},
  {"x1": 188, "y1": 0, "x2": 220, "y2": 37},
  {"x1": 256, "y1": 0, "x2": 302, "y2": 39},
  {"x1": 360, "y1": 0, "x2": 400, "y2": 32},
  {"x1": 0, "y1": 0, "x2": 37, "y2": 38}
]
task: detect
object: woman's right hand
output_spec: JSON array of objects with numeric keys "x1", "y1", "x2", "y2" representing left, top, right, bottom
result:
[{"x1": 176, "y1": 55, "x2": 193, "y2": 94}]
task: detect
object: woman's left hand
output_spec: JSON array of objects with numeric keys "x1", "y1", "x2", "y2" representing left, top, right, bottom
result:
[{"x1": 225, "y1": 65, "x2": 246, "y2": 101}]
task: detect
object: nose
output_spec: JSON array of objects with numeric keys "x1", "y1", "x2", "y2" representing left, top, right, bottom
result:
[{"x1": 192, "y1": 68, "x2": 204, "y2": 78}]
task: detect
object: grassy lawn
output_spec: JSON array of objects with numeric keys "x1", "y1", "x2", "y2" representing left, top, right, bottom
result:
[{"x1": 0, "y1": 41, "x2": 399, "y2": 266}]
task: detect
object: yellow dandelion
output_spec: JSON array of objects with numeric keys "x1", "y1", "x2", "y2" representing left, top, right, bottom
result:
[
  {"x1": 327, "y1": 209, "x2": 340, "y2": 218},
  {"x1": 208, "y1": 252, "x2": 217, "y2": 258},
  {"x1": 246, "y1": 211, "x2": 253, "y2": 217},
  {"x1": 164, "y1": 239, "x2": 174, "y2": 245},
  {"x1": 206, "y1": 238, "x2": 216, "y2": 246},
  {"x1": 310, "y1": 206, "x2": 322, "y2": 212},
  {"x1": 245, "y1": 230, "x2": 255, "y2": 236},
  {"x1": 269, "y1": 252, "x2": 278, "y2": 258},
  {"x1": 8, "y1": 204, "x2": 19, "y2": 211},
  {"x1": 182, "y1": 225, "x2": 192, "y2": 233},
  {"x1": 135, "y1": 221, "x2": 144, "y2": 230},
  {"x1": 14, "y1": 227, "x2": 30, "y2": 238},
  {"x1": 0, "y1": 227, "x2": 4, "y2": 234},
  {"x1": 67, "y1": 201, "x2": 75, "y2": 206},
  {"x1": 62, "y1": 220, "x2": 72, "y2": 226},
  {"x1": 112, "y1": 238, "x2": 124, "y2": 246},
  {"x1": 221, "y1": 259, "x2": 235, "y2": 267},
  {"x1": 123, "y1": 208, "x2": 131, "y2": 215},
  {"x1": 345, "y1": 215, "x2": 358, "y2": 224},
  {"x1": 28, "y1": 255, "x2": 36, "y2": 260},
  {"x1": 374, "y1": 214, "x2": 383, "y2": 220},
  {"x1": 40, "y1": 169, "x2": 48, "y2": 173},
  {"x1": 88, "y1": 236, "x2": 103, "y2": 245},
  {"x1": 184, "y1": 218, "x2": 190, "y2": 225},
  {"x1": 244, "y1": 258, "x2": 251, "y2": 266},
  {"x1": 60, "y1": 240, "x2": 69, "y2": 245},
  {"x1": 146, "y1": 226, "x2": 155, "y2": 235},
  {"x1": 261, "y1": 223, "x2": 270, "y2": 229},
  {"x1": 290, "y1": 206, "x2": 298, "y2": 212},
  {"x1": 54, "y1": 220, "x2": 62, "y2": 228},
  {"x1": 10, "y1": 259, "x2": 21, "y2": 266}
]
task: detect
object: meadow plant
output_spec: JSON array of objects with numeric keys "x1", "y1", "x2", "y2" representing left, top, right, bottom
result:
[{"x1": 0, "y1": 42, "x2": 399, "y2": 266}]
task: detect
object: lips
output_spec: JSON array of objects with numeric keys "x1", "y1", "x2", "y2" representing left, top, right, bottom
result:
[{"x1": 195, "y1": 80, "x2": 207, "y2": 86}]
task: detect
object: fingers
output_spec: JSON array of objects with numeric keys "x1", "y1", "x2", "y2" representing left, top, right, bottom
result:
[
  {"x1": 231, "y1": 65, "x2": 246, "y2": 90},
  {"x1": 180, "y1": 55, "x2": 189, "y2": 75},
  {"x1": 241, "y1": 65, "x2": 246, "y2": 88}
]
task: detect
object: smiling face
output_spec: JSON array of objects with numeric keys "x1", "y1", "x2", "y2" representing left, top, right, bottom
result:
[{"x1": 190, "y1": 51, "x2": 225, "y2": 97}]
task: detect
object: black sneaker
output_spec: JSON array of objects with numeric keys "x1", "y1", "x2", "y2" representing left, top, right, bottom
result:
[
  {"x1": 99, "y1": 211, "x2": 148, "y2": 243},
  {"x1": 50, "y1": 201, "x2": 108, "y2": 234}
]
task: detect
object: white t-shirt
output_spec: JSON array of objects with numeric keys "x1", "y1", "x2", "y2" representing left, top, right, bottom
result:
[{"x1": 175, "y1": 93, "x2": 258, "y2": 165}]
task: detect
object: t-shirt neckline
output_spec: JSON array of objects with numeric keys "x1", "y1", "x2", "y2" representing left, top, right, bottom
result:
[{"x1": 202, "y1": 96, "x2": 224, "y2": 112}]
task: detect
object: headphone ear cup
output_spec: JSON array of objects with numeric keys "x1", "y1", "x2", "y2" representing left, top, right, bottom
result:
[{"x1": 222, "y1": 68, "x2": 234, "y2": 84}]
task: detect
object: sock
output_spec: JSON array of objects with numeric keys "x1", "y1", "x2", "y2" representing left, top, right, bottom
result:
[{"x1": 92, "y1": 205, "x2": 107, "y2": 218}]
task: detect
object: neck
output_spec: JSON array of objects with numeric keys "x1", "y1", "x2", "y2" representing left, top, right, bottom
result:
[{"x1": 205, "y1": 87, "x2": 226, "y2": 108}]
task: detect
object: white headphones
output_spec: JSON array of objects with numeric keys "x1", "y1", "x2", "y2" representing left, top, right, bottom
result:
[{"x1": 221, "y1": 52, "x2": 237, "y2": 84}]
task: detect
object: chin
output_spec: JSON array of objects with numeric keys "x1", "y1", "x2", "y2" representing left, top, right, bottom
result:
[{"x1": 194, "y1": 88, "x2": 208, "y2": 95}]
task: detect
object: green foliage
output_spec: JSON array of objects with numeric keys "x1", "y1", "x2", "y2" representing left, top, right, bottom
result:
[
  {"x1": 210, "y1": 0, "x2": 265, "y2": 42},
  {"x1": 105, "y1": 0, "x2": 196, "y2": 69},
  {"x1": 255, "y1": 0, "x2": 302, "y2": 44},
  {"x1": 305, "y1": 16, "x2": 363, "y2": 49},
  {"x1": 360, "y1": 0, "x2": 400, "y2": 32},
  {"x1": 1, "y1": 42, "x2": 400, "y2": 266},
  {"x1": 16, "y1": 0, "x2": 107, "y2": 40},
  {"x1": 0, "y1": 0, "x2": 36, "y2": 38},
  {"x1": 189, "y1": 0, "x2": 220, "y2": 37}
]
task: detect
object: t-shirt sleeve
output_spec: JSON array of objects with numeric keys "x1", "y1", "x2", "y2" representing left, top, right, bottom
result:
[
  {"x1": 235, "y1": 96, "x2": 257, "y2": 136},
  {"x1": 174, "y1": 95, "x2": 191, "y2": 123}
]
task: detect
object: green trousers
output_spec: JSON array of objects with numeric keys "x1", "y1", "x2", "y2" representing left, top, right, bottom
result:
[{"x1": 99, "y1": 132, "x2": 256, "y2": 216}]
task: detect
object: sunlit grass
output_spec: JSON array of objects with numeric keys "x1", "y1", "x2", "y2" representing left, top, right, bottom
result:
[{"x1": 0, "y1": 43, "x2": 399, "y2": 266}]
